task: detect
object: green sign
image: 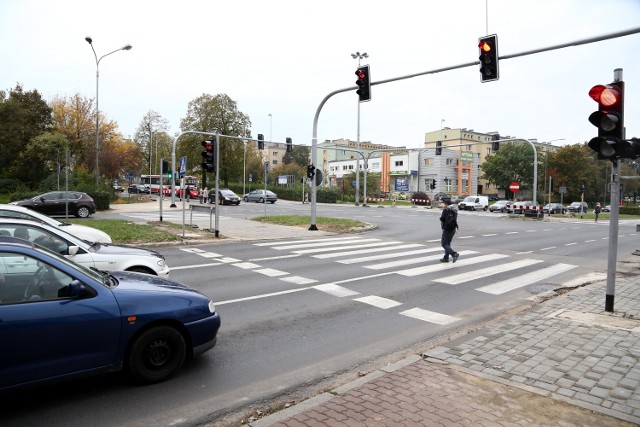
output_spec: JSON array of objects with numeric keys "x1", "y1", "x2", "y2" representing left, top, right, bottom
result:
[{"x1": 461, "y1": 152, "x2": 474, "y2": 163}]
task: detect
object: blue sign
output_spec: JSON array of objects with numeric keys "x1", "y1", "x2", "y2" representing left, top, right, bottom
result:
[
  {"x1": 395, "y1": 177, "x2": 409, "y2": 191},
  {"x1": 179, "y1": 156, "x2": 187, "y2": 177}
]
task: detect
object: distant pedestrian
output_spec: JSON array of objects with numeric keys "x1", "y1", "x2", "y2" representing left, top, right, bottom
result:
[
  {"x1": 203, "y1": 187, "x2": 208, "y2": 204},
  {"x1": 439, "y1": 199, "x2": 459, "y2": 263},
  {"x1": 595, "y1": 202, "x2": 601, "y2": 222}
]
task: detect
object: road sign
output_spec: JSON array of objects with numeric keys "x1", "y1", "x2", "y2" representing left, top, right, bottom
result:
[
  {"x1": 559, "y1": 186, "x2": 567, "y2": 194},
  {"x1": 509, "y1": 182, "x2": 520, "y2": 192},
  {"x1": 179, "y1": 156, "x2": 187, "y2": 178}
]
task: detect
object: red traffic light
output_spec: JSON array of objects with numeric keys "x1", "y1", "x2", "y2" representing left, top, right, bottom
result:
[
  {"x1": 201, "y1": 140, "x2": 214, "y2": 151},
  {"x1": 478, "y1": 41, "x2": 492, "y2": 52},
  {"x1": 589, "y1": 85, "x2": 621, "y2": 107}
]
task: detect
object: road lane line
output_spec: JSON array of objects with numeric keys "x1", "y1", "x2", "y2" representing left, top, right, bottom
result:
[
  {"x1": 217, "y1": 287, "x2": 313, "y2": 305},
  {"x1": 170, "y1": 262, "x2": 222, "y2": 270},
  {"x1": 254, "y1": 268, "x2": 289, "y2": 277},
  {"x1": 313, "y1": 283, "x2": 360, "y2": 297},
  {"x1": 399, "y1": 308, "x2": 460, "y2": 325},
  {"x1": 280, "y1": 276, "x2": 318, "y2": 285},
  {"x1": 354, "y1": 295, "x2": 402, "y2": 309}
]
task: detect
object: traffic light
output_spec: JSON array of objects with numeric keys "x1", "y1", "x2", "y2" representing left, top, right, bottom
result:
[
  {"x1": 435, "y1": 140, "x2": 442, "y2": 155},
  {"x1": 201, "y1": 140, "x2": 214, "y2": 172},
  {"x1": 162, "y1": 160, "x2": 169, "y2": 174},
  {"x1": 307, "y1": 164, "x2": 316, "y2": 178},
  {"x1": 478, "y1": 34, "x2": 499, "y2": 83},
  {"x1": 167, "y1": 170, "x2": 173, "y2": 180},
  {"x1": 286, "y1": 137, "x2": 293, "y2": 153},
  {"x1": 430, "y1": 179, "x2": 437, "y2": 190},
  {"x1": 258, "y1": 134, "x2": 264, "y2": 150},
  {"x1": 355, "y1": 65, "x2": 371, "y2": 102},
  {"x1": 581, "y1": 184, "x2": 586, "y2": 193},
  {"x1": 588, "y1": 81, "x2": 626, "y2": 160},
  {"x1": 492, "y1": 134, "x2": 500, "y2": 151}
]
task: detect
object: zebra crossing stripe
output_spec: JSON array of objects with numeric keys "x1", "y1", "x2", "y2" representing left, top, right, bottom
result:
[
  {"x1": 477, "y1": 263, "x2": 577, "y2": 295},
  {"x1": 354, "y1": 295, "x2": 402, "y2": 309},
  {"x1": 265, "y1": 238, "x2": 380, "y2": 251},
  {"x1": 315, "y1": 243, "x2": 424, "y2": 260},
  {"x1": 254, "y1": 268, "x2": 289, "y2": 277},
  {"x1": 280, "y1": 276, "x2": 318, "y2": 285},
  {"x1": 313, "y1": 283, "x2": 360, "y2": 297},
  {"x1": 367, "y1": 250, "x2": 479, "y2": 271},
  {"x1": 399, "y1": 308, "x2": 460, "y2": 325},
  {"x1": 397, "y1": 253, "x2": 508, "y2": 277},
  {"x1": 292, "y1": 240, "x2": 396, "y2": 255},
  {"x1": 336, "y1": 247, "x2": 439, "y2": 264},
  {"x1": 434, "y1": 259, "x2": 544, "y2": 285},
  {"x1": 254, "y1": 236, "x2": 370, "y2": 247}
]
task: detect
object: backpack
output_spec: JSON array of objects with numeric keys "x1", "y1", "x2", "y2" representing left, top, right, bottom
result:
[{"x1": 443, "y1": 207, "x2": 458, "y2": 230}]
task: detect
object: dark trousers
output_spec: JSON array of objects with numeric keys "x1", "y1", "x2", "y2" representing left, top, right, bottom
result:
[{"x1": 441, "y1": 228, "x2": 457, "y2": 259}]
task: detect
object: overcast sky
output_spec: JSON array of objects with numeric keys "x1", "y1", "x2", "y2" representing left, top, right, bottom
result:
[{"x1": 1, "y1": 0, "x2": 639, "y2": 151}]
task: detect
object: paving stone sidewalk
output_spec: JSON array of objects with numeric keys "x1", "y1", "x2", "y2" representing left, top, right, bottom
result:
[{"x1": 251, "y1": 278, "x2": 640, "y2": 427}]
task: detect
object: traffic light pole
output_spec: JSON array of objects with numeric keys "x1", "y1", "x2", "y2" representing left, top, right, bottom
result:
[{"x1": 605, "y1": 68, "x2": 624, "y2": 313}]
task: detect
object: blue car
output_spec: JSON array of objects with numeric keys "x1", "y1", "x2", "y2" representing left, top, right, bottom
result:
[{"x1": 0, "y1": 236, "x2": 221, "y2": 390}]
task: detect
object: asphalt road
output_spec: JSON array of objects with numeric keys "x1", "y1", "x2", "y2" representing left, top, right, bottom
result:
[{"x1": 2, "y1": 201, "x2": 637, "y2": 426}]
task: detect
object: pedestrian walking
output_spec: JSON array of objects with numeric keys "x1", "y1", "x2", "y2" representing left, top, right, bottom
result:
[
  {"x1": 439, "y1": 199, "x2": 459, "y2": 263},
  {"x1": 203, "y1": 187, "x2": 208, "y2": 204},
  {"x1": 595, "y1": 202, "x2": 601, "y2": 222}
]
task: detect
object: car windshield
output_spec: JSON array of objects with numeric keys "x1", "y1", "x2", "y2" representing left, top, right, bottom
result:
[
  {"x1": 34, "y1": 242, "x2": 107, "y2": 286},
  {"x1": 220, "y1": 190, "x2": 235, "y2": 196}
]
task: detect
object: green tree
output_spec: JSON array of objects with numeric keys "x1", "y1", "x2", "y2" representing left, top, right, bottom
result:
[
  {"x1": 480, "y1": 142, "x2": 541, "y2": 197},
  {"x1": 180, "y1": 94, "x2": 251, "y2": 187},
  {"x1": 547, "y1": 144, "x2": 600, "y2": 203},
  {"x1": 17, "y1": 132, "x2": 69, "y2": 187},
  {"x1": 0, "y1": 84, "x2": 53, "y2": 181},
  {"x1": 134, "y1": 110, "x2": 170, "y2": 176},
  {"x1": 283, "y1": 145, "x2": 310, "y2": 167}
]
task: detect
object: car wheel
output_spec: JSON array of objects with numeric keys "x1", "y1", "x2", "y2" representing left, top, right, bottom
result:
[
  {"x1": 483, "y1": 206, "x2": 488, "y2": 211},
  {"x1": 76, "y1": 206, "x2": 91, "y2": 218},
  {"x1": 127, "y1": 326, "x2": 186, "y2": 384},
  {"x1": 501, "y1": 208, "x2": 506, "y2": 213},
  {"x1": 244, "y1": 196, "x2": 249, "y2": 202},
  {"x1": 270, "y1": 200, "x2": 276, "y2": 204},
  {"x1": 259, "y1": 197, "x2": 265, "y2": 203}
]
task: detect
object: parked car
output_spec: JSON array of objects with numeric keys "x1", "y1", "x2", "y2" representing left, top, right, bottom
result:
[
  {"x1": 243, "y1": 189, "x2": 278, "y2": 203},
  {"x1": 449, "y1": 195, "x2": 464, "y2": 204},
  {"x1": 127, "y1": 184, "x2": 150, "y2": 194},
  {"x1": 568, "y1": 201, "x2": 589, "y2": 213},
  {"x1": 0, "y1": 204, "x2": 112, "y2": 243},
  {"x1": 458, "y1": 195, "x2": 489, "y2": 211},
  {"x1": 10, "y1": 191, "x2": 97, "y2": 219},
  {"x1": 176, "y1": 185, "x2": 199, "y2": 199},
  {"x1": 488, "y1": 195, "x2": 499, "y2": 201},
  {"x1": 113, "y1": 182, "x2": 124, "y2": 192},
  {"x1": 543, "y1": 203, "x2": 567, "y2": 214},
  {"x1": 603, "y1": 205, "x2": 611, "y2": 212},
  {"x1": 0, "y1": 236, "x2": 220, "y2": 390},
  {"x1": 432, "y1": 192, "x2": 451, "y2": 203},
  {"x1": 523, "y1": 202, "x2": 543, "y2": 216},
  {"x1": 0, "y1": 218, "x2": 170, "y2": 277},
  {"x1": 209, "y1": 188, "x2": 241, "y2": 205},
  {"x1": 489, "y1": 200, "x2": 509, "y2": 213}
]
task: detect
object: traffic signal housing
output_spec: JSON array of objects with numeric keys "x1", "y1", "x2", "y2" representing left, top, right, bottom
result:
[
  {"x1": 355, "y1": 65, "x2": 371, "y2": 102},
  {"x1": 201, "y1": 140, "x2": 214, "y2": 172},
  {"x1": 478, "y1": 34, "x2": 499, "y2": 83},
  {"x1": 307, "y1": 164, "x2": 316, "y2": 178},
  {"x1": 492, "y1": 134, "x2": 500, "y2": 151},
  {"x1": 587, "y1": 81, "x2": 626, "y2": 160},
  {"x1": 286, "y1": 137, "x2": 293, "y2": 153},
  {"x1": 162, "y1": 160, "x2": 169, "y2": 174},
  {"x1": 430, "y1": 179, "x2": 437, "y2": 190},
  {"x1": 435, "y1": 140, "x2": 442, "y2": 155},
  {"x1": 258, "y1": 134, "x2": 264, "y2": 150}
]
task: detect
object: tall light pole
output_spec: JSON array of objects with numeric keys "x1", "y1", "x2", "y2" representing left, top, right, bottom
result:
[
  {"x1": 85, "y1": 37, "x2": 132, "y2": 186},
  {"x1": 351, "y1": 51, "x2": 368, "y2": 206}
]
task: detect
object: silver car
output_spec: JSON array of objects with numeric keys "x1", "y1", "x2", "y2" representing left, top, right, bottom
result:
[{"x1": 243, "y1": 189, "x2": 277, "y2": 203}]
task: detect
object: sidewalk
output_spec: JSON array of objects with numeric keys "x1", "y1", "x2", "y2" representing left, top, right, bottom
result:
[{"x1": 251, "y1": 276, "x2": 640, "y2": 426}]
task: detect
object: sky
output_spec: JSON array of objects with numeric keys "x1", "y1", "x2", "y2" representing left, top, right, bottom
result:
[{"x1": 1, "y1": 0, "x2": 639, "y2": 151}]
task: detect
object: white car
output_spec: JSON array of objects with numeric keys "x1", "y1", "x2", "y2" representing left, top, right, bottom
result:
[
  {"x1": 0, "y1": 204, "x2": 112, "y2": 244},
  {"x1": 0, "y1": 218, "x2": 169, "y2": 277}
]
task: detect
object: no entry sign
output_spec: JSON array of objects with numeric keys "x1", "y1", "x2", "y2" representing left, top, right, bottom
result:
[{"x1": 509, "y1": 182, "x2": 520, "y2": 192}]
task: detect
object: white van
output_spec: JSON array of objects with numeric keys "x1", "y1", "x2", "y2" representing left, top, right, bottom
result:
[{"x1": 458, "y1": 195, "x2": 489, "y2": 211}]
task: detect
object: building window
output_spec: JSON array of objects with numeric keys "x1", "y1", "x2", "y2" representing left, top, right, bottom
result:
[
  {"x1": 486, "y1": 147, "x2": 492, "y2": 156},
  {"x1": 466, "y1": 144, "x2": 472, "y2": 151},
  {"x1": 272, "y1": 160, "x2": 277, "y2": 165},
  {"x1": 446, "y1": 158, "x2": 457, "y2": 166},
  {"x1": 424, "y1": 158, "x2": 433, "y2": 166},
  {"x1": 394, "y1": 160, "x2": 404, "y2": 167},
  {"x1": 273, "y1": 151, "x2": 278, "y2": 156}
]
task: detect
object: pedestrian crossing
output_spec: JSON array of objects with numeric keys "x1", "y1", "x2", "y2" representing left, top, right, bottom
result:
[{"x1": 254, "y1": 237, "x2": 581, "y2": 295}]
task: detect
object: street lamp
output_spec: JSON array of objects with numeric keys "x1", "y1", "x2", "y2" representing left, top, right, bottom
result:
[
  {"x1": 85, "y1": 36, "x2": 132, "y2": 186},
  {"x1": 351, "y1": 51, "x2": 368, "y2": 206}
]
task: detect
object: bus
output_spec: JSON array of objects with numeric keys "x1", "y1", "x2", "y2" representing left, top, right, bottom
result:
[{"x1": 140, "y1": 174, "x2": 200, "y2": 195}]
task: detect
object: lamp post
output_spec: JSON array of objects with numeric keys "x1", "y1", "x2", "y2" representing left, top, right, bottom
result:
[
  {"x1": 351, "y1": 51, "x2": 368, "y2": 206},
  {"x1": 85, "y1": 37, "x2": 132, "y2": 186}
]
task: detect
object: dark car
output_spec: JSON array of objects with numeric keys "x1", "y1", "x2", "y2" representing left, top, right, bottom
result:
[
  {"x1": 568, "y1": 201, "x2": 589, "y2": 213},
  {"x1": 10, "y1": 191, "x2": 96, "y2": 218},
  {"x1": 0, "y1": 236, "x2": 221, "y2": 391},
  {"x1": 543, "y1": 203, "x2": 567, "y2": 214},
  {"x1": 243, "y1": 189, "x2": 277, "y2": 203},
  {"x1": 127, "y1": 184, "x2": 150, "y2": 194},
  {"x1": 209, "y1": 188, "x2": 241, "y2": 205},
  {"x1": 432, "y1": 192, "x2": 451, "y2": 203}
]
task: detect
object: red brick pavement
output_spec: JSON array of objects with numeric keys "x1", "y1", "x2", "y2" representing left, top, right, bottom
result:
[{"x1": 265, "y1": 360, "x2": 633, "y2": 427}]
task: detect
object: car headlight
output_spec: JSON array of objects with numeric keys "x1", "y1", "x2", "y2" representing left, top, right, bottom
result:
[
  {"x1": 208, "y1": 300, "x2": 216, "y2": 313},
  {"x1": 157, "y1": 259, "x2": 166, "y2": 267}
]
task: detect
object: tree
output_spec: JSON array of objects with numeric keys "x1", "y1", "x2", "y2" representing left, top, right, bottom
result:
[
  {"x1": 134, "y1": 111, "x2": 170, "y2": 176},
  {"x1": 283, "y1": 145, "x2": 310, "y2": 167},
  {"x1": 180, "y1": 94, "x2": 251, "y2": 187},
  {"x1": 17, "y1": 132, "x2": 69, "y2": 187},
  {"x1": 0, "y1": 84, "x2": 53, "y2": 180},
  {"x1": 480, "y1": 142, "x2": 540, "y2": 198},
  {"x1": 547, "y1": 144, "x2": 600, "y2": 203}
]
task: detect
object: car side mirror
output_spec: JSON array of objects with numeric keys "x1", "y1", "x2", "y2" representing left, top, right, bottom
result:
[
  {"x1": 40, "y1": 197, "x2": 46, "y2": 202},
  {"x1": 66, "y1": 279, "x2": 88, "y2": 298},
  {"x1": 68, "y1": 246, "x2": 79, "y2": 256}
]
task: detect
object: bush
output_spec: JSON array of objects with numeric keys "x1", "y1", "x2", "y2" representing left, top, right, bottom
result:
[
  {"x1": 0, "y1": 179, "x2": 23, "y2": 194},
  {"x1": 411, "y1": 191, "x2": 431, "y2": 206}
]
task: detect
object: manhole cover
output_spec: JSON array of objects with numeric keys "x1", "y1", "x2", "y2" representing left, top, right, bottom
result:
[{"x1": 526, "y1": 283, "x2": 557, "y2": 294}]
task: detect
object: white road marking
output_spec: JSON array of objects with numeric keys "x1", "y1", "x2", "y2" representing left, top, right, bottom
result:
[
  {"x1": 354, "y1": 295, "x2": 402, "y2": 309},
  {"x1": 397, "y1": 253, "x2": 508, "y2": 277},
  {"x1": 254, "y1": 268, "x2": 289, "y2": 277},
  {"x1": 292, "y1": 240, "x2": 394, "y2": 255},
  {"x1": 313, "y1": 283, "x2": 360, "y2": 297},
  {"x1": 477, "y1": 263, "x2": 577, "y2": 295},
  {"x1": 399, "y1": 308, "x2": 460, "y2": 325},
  {"x1": 170, "y1": 262, "x2": 222, "y2": 270},
  {"x1": 338, "y1": 247, "x2": 441, "y2": 264},
  {"x1": 314, "y1": 243, "x2": 424, "y2": 260},
  {"x1": 232, "y1": 262, "x2": 261, "y2": 269},
  {"x1": 434, "y1": 259, "x2": 544, "y2": 285},
  {"x1": 280, "y1": 276, "x2": 318, "y2": 285}
]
